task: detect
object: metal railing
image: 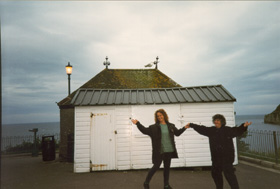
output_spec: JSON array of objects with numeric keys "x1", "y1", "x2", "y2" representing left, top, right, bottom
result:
[
  {"x1": 1, "y1": 133, "x2": 60, "y2": 154},
  {"x1": 237, "y1": 130, "x2": 280, "y2": 164}
]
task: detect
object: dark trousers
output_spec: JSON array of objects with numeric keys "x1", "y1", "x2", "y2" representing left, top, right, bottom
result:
[
  {"x1": 145, "y1": 153, "x2": 172, "y2": 185},
  {"x1": 211, "y1": 163, "x2": 239, "y2": 189}
]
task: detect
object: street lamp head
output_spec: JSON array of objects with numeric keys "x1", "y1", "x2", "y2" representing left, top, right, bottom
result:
[{"x1": 65, "y1": 62, "x2": 73, "y2": 75}]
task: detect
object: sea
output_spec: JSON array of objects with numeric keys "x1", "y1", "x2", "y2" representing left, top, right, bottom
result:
[
  {"x1": 235, "y1": 114, "x2": 280, "y2": 132},
  {"x1": 1, "y1": 114, "x2": 280, "y2": 137},
  {"x1": 2, "y1": 122, "x2": 60, "y2": 137}
]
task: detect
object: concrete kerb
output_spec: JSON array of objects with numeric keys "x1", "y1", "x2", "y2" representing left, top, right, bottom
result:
[
  {"x1": 239, "y1": 155, "x2": 280, "y2": 171},
  {"x1": 2, "y1": 153, "x2": 280, "y2": 171}
]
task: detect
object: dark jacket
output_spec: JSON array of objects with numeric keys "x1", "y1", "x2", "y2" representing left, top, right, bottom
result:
[
  {"x1": 136, "y1": 122, "x2": 186, "y2": 164},
  {"x1": 189, "y1": 123, "x2": 247, "y2": 165}
]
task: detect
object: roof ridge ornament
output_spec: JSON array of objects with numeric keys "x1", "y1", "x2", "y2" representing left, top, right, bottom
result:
[
  {"x1": 103, "y1": 56, "x2": 110, "y2": 69},
  {"x1": 154, "y1": 56, "x2": 159, "y2": 69}
]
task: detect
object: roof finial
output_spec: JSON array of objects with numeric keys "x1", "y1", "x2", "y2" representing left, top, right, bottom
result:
[
  {"x1": 103, "y1": 56, "x2": 110, "y2": 69},
  {"x1": 154, "y1": 56, "x2": 159, "y2": 69}
]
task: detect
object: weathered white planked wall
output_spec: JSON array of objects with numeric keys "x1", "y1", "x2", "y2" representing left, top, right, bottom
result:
[
  {"x1": 115, "y1": 106, "x2": 132, "y2": 170},
  {"x1": 74, "y1": 107, "x2": 91, "y2": 173},
  {"x1": 74, "y1": 102, "x2": 236, "y2": 173}
]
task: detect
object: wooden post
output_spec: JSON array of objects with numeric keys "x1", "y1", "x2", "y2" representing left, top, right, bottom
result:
[
  {"x1": 236, "y1": 136, "x2": 240, "y2": 159},
  {"x1": 273, "y1": 131, "x2": 279, "y2": 164}
]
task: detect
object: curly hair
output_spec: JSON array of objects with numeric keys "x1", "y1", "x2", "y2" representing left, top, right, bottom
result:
[
  {"x1": 154, "y1": 109, "x2": 169, "y2": 123},
  {"x1": 212, "y1": 114, "x2": 226, "y2": 126}
]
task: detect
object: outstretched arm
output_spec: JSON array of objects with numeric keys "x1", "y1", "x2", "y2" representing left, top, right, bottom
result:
[
  {"x1": 171, "y1": 124, "x2": 186, "y2": 136},
  {"x1": 185, "y1": 123, "x2": 212, "y2": 137},
  {"x1": 229, "y1": 121, "x2": 252, "y2": 138},
  {"x1": 131, "y1": 119, "x2": 151, "y2": 136}
]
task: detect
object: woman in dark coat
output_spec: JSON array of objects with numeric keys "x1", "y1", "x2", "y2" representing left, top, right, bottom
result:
[
  {"x1": 131, "y1": 109, "x2": 187, "y2": 189},
  {"x1": 185, "y1": 114, "x2": 252, "y2": 189}
]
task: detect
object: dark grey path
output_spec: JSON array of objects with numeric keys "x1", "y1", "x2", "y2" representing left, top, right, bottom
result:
[{"x1": 1, "y1": 155, "x2": 280, "y2": 189}]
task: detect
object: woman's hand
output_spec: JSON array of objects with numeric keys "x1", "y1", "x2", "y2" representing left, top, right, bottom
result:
[
  {"x1": 131, "y1": 119, "x2": 139, "y2": 125},
  {"x1": 244, "y1": 121, "x2": 252, "y2": 127},
  {"x1": 185, "y1": 123, "x2": 190, "y2": 129}
]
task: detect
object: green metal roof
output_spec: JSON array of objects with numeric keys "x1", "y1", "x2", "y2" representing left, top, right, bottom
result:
[{"x1": 71, "y1": 85, "x2": 236, "y2": 106}]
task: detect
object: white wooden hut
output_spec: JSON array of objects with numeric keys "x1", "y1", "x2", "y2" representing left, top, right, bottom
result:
[
  {"x1": 57, "y1": 67, "x2": 181, "y2": 161},
  {"x1": 71, "y1": 85, "x2": 236, "y2": 173}
]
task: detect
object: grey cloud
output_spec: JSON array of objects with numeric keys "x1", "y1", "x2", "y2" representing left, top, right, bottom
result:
[{"x1": 1, "y1": 1, "x2": 280, "y2": 123}]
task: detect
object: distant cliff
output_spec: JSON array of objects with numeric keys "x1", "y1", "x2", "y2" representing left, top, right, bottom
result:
[{"x1": 264, "y1": 105, "x2": 280, "y2": 125}]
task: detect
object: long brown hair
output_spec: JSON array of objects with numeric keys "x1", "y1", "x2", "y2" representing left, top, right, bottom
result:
[{"x1": 154, "y1": 109, "x2": 169, "y2": 123}]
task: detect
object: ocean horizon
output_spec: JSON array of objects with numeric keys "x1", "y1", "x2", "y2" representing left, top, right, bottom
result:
[
  {"x1": 2, "y1": 114, "x2": 280, "y2": 137},
  {"x1": 2, "y1": 122, "x2": 60, "y2": 137}
]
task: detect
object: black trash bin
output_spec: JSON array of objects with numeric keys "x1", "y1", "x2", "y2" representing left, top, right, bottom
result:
[{"x1": 42, "y1": 136, "x2": 56, "y2": 161}]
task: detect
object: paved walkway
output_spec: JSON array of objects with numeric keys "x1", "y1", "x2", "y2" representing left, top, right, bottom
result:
[{"x1": 1, "y1": 155, "x2": 280, "y2": 189}]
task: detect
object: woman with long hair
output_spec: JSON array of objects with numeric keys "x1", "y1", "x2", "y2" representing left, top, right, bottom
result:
[{"x1": 131, "y1": 109, "x2": 188, "y2": 189}]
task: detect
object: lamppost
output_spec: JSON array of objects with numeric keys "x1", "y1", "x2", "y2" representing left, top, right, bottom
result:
[{"x1": 65, "y1": 62, "x2": 73, "y2": 96}]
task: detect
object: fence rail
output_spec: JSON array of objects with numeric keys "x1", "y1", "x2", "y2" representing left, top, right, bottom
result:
[
  {"x1": 237, "y1": 129, "x2": 280, "y2": 164},
  {"x1": 1, "y1": 133, "x2": 60, "y2": 154},
  {"x1": 2, "y1": 129, "x2": 280, "y2": 163}
]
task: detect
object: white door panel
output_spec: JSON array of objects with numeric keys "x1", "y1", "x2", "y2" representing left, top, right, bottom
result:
[{"x1": 91, "y1": 110, "x2": 115, "y2": 171}]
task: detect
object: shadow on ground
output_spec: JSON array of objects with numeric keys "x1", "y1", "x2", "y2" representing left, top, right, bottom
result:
[{"x1": 1, "y1": 155, "x2": 280, "y2": 189}]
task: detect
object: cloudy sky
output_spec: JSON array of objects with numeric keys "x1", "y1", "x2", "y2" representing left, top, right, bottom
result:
[{"x1": 1, "y1": 1, "x2": 280, "y2": 124}]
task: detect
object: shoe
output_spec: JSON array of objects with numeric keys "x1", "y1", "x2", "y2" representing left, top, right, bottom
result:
[
  {"x1": 144, "y1": 182, "x2": 149, "y2": 189},
  {"x1": 164, "y1": 184, "x2": 173, "y2": 189}
]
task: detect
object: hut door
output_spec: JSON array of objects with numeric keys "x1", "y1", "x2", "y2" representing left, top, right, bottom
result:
[{"x1": 90, "y1": 110, "x2": 115, "y2": 171}]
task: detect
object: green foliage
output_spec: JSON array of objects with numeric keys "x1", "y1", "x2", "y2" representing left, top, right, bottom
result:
[
  {"x1": 239, "y1": 149, "x2": 280, "y2": 163},
  {"x1": 4, "y1": 141, "x2": 34, "y2": 153},
  {"x1": 237, "y1": 129, "x2": 280, "y2": 164},
  {"x1": 2, "y1": 137, "x2": 60, "y2": 155},
  {"x1": 237, "y1": 129, "x2": 250, "y2": 152}
]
